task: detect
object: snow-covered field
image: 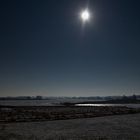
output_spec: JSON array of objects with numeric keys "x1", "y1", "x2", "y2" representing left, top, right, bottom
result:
[{"x1": 0, "y1": 113, "x2": 140, "y2": 140}]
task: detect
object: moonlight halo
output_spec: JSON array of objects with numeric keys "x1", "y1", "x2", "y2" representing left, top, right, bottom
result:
[{"x1": 80, "y1": 9, "x2": 90, "y2": 22}]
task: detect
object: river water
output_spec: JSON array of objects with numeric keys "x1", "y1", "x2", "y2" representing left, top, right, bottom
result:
[
  {"x1": 0, "y1": 100, "x2": 140, "y2": 108},
  {"x1": 76, "y1": 104, "x2": 140, "y2": 108}
]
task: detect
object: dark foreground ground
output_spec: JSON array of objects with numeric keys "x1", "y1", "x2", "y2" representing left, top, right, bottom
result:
[
  {"x1": 0, "y1": 105, "x2": 140, "y2": 122},
  {"x1": 0, "y1": 113, "x2": 140, "y2": 140},
  {"x1": 0, "y1": 106, "x2": 140, "y2": 140}
]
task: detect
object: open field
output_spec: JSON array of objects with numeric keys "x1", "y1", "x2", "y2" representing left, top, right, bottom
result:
[
  {"x1": 0, "y1": 113, "x2": 140, "y2": 140},
  {"x1": 0, "y1": 105, "x2": 140, "y2": 122},
  {"x1": 0, "y1": 105, "x2": 140, "y2": 139}
]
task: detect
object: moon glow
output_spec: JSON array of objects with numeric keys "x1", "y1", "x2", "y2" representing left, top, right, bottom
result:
[{"x1": 81, "y1": 10, "x2": 90, "y2": 22}]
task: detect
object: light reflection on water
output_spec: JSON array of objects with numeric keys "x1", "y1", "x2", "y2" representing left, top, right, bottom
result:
[{"x1": 76, "y1": 104, "x2": 140, "y2": 108}]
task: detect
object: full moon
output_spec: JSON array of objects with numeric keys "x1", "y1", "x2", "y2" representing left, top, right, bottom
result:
[{"x1": 81, "y1": 10, "x2": 90, "y2": 22}]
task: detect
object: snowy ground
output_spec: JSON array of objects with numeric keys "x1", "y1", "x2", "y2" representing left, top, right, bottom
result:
[{"x1": 0, "y1": 113, "x2": 140, "y2": 140}]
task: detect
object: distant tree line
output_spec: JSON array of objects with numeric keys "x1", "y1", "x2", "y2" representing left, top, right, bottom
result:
[{"x1": 0, "y1": 94, "x2": 140, "y2": 101}]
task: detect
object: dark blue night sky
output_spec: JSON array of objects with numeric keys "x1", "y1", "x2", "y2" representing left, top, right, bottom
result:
[{"x1": 0, "y1": 0, "x2": 140, "y2": 96}]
